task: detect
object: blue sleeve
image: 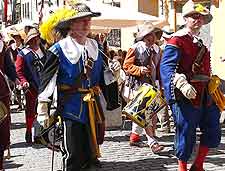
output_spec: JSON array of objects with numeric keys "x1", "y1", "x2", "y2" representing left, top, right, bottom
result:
[{"x1": 160, "y1": 45, "x2": 181, "y2": 104}]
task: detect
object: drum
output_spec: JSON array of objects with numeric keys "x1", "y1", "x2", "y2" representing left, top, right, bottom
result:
[{"x1": 122, "y1": 83, "x2": 166, "y2": 128}]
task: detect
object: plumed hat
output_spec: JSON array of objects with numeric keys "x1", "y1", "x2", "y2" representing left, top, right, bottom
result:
[
  {"x1": 182, "y1": 0, "x2": 212, "y2": 25},
  {"x1": 39, "y1": 3, "x2": 101, "y2": 45}
]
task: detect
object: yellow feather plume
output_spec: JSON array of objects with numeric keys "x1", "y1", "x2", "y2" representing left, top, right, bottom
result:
[
  {"x1": 39, "y1": 8, "x2": 77, "y2": 45},
  {"x1": 195, "y1": 4, "x2": 208, "y2": 13}
]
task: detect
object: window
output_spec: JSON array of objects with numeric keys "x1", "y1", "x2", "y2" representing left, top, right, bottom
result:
[
  {"x1": 36, "y1": 0, "x2": 38, "y2": 11},
  {"x1": 160, "y1": 0, "x2": 164, "y2": 15},
  {"x1": 15, "y1": 3, "x2": 21, "y2": 22},
  {"x1": 24, "y1": 4, "x2": 27, "y2": 18},
  {"x1": 107, "y1": 29, "x2": 121, "y2": 48},
  {"x1": 103, "y1": 1, "x2": 120, "y2": 7},
  {"x1": 22, "y1": 4, "x2": 25, "y2": 18},
  {"x1": 27, "y1": 2, "x2": 30, "y2": 18},
  {"x1": 103, "y1": 1, "x2": 121, "y2": 48},
  {"x1": 112, "y1": 2, "x2": 120, "y2": 7}
]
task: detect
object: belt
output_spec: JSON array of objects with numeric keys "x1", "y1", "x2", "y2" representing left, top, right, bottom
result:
[
  {"x1": 59, "y1": 84, "x2": 102, "y2": 158},
  {"x1": 190, "y1": 74, "x2": 210, "y2": 83},
  {"x1": 58, "y1": 84, "x2": 78, "y2": 93}
]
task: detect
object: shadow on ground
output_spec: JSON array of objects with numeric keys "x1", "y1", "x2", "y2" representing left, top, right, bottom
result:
[
  {"x1": 98, "y1": 127, "x2": 225, "y2": 171},
  {"x1": 3, "y1": 160, "x2": 23, "y2": 170},
  {"x1": 85, "y1": 146, "x2": 225, "y2": 171},
  {"x1": 10, "y1": 142, "x2": 47, "y2": 150},
  {"x1": 11, "y1": 122, "x2": 26, "y2": 130},
  {"x1": 84, "y1": 157, "x2": 178, "y2": 171}
]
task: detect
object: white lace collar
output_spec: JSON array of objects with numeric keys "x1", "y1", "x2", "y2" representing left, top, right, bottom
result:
[{"x1": 58, "y1": 36, "x2": 99, "y2": 64}]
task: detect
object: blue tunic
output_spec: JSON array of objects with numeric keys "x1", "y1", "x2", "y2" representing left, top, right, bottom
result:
[{"x1": 41, "y1": 36, "x2": 104, "y2": 124}]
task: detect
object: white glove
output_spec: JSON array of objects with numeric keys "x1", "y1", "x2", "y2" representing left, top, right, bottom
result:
[
  {"x1": 37, "y1": 102, "x2": 49, "y2": 128},
  {"x1": 173, "y1": 73, "x2": 197, "y2": 99},
  {"x1": 108, "y1": 59, "x2": 121, "y2": 79},
  {"x1": 108, "y1": 59, "x2": 121, "y2": 72}
]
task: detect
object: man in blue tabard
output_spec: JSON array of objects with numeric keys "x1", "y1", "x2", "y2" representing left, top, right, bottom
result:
[{"x1": 36, "y1": 3, "x2": 115, "y2": 171}]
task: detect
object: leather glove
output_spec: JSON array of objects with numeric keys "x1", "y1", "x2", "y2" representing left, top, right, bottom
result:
[
  {"x1": 37, "y1": 102, "x2": 49, "y2": 128},
  {"x1": 173, "y1": 73, "x2": 197, "y2": 99}
]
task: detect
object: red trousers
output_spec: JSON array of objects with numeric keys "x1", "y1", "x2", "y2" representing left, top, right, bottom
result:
[{"x1": 24, "y1": 87, "x2": 38, "y2": 133}]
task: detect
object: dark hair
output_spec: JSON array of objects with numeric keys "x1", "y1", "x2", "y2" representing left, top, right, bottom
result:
[
  {"x1": 24, "y1": 26, "x2": 35, "y2": 34},
  {"x1": 54, "y1": 22, "x2": 70, "y2": 38},
  {"x1": 8, "y1": 39, "x2": 15, "y2": 46},
  {"x1": 122, "y1": 50, "x2": 127, "y2": 58},
  {"x1": 118, "y1": 49, "x2": 122, "y2": 53},
  {"x1": 109, "y1": 50, "x2": 116, "y2": 59}
]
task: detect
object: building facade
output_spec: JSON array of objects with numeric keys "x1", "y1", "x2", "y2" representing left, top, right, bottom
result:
[
  {"x1": 210, "y1": 0, "x2": 225, "y2": 79},
  {"x1": 101, "y1": 0, "x2": 161, "y2": 50},
  {"x1": 20, "y1": 0, "x2": 65, "y2": 23}
]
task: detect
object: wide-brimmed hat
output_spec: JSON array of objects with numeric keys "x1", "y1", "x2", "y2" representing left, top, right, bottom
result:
[
  {"x1": 182, "y1": 0, "x2": 212, "y2": 25},
  {"x1": 135, "y1": 23, "x2": 163, "y2": 42},
  {"x1": 24, "y1": 28, "x2": 40, "y2": 44},
  {"x1": 52, "y1": 3, "x2": 101, "y2": 40},
  {"x1": 8, "y1": 29, "x2": 21, "y2": 38},
  {"x1": 71, "y1": 3, "x2": 101, "y2": 20},
  {"x1": 58, "y1": 3, "x2": 101, "y2": 26}
]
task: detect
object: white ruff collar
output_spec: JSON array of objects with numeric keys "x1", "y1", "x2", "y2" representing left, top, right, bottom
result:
[
  {"x1": 58, "y1": 36, "x2": 99, "y2": 64},
  {"x1": 172, "y1": 28, "x2": 189, "y2": 37},
  {"x1": 133, "y1": 41, "x2": 160, "y2": 54}
]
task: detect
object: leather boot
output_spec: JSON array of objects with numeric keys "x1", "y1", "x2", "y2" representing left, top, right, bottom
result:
[{"x1": 189, "y1": 165, "x2": 205, "y2": 171}]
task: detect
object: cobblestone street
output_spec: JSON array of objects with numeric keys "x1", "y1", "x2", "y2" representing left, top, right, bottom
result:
[{"x1": 3, "y1": 109, "x2": 225, "y2": 171}]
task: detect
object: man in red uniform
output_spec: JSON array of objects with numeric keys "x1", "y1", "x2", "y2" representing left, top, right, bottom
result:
[
  {"x1": 7, "y1": 29, "x2": 24, "y2": 111},
  {"x1": 16, "y1": 28, "x2": 45, "y2": 143},
  {"x1": 160, "y1": 1, "x2": 221, "y2": 171}
]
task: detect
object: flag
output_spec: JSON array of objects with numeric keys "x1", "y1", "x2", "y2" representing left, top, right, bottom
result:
[{"x1": 4, "y1": 0, "x2": 8, "y2": 23}]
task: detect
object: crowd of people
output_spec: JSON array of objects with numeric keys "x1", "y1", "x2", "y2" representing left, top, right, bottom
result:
[{"x1": 0, "y1": 0, "x2": 225, "y2": 171}]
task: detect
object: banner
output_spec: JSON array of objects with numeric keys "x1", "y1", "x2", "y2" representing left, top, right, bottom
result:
[{"x1": 4, "y1": 0, "x2": 8, "y2": 23}]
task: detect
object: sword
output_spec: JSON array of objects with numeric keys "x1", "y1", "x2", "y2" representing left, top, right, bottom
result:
[{"x1": 51, "y1": 123, "x2": 56, "y2": 171}]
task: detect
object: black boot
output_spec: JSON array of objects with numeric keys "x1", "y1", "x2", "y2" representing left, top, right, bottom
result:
[
  {"x1": 81, "y1": 158, "x2": 102, "y2": 170},
  {"x1": 189, "y1": 165, "x2": 205, "y2": 171},
  {"x1": 25, "y1": 131, "x2": 32, "y2": 144},
  {"x1": 92, "y1": 158, "x2": 102, "y2": 168}
]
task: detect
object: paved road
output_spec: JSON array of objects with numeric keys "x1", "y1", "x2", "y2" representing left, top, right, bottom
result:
[{"x1": 3, "y1": 108, "x2": 225, "y2": 171}]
